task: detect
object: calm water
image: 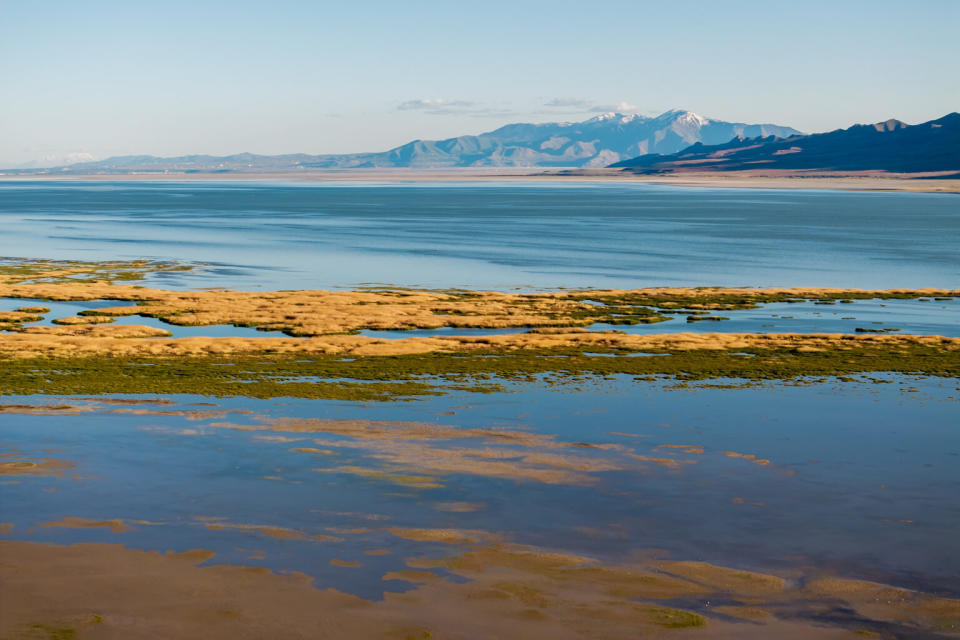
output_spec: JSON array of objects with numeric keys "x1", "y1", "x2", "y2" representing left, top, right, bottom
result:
[
  {"x1": 1, "y1": 180, "x2": 958, "y2": 290},
  {"x1": 2, "y1": 377, "x2": 958, "y2": 598},
  {"x1": 1, "y1": 180, "x2": 958, "y2": 606},
  {"x1": 3, "y1": 295, "x2": 959, "y2": 338}
]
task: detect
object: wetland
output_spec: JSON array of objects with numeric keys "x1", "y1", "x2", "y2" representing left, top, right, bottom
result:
[{"x1": 1, "y1": 181, "x2": 958, "y2": 639}]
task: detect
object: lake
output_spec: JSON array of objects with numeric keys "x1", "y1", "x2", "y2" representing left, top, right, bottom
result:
[
  {"x1": 1, "y1": 179, "x2": 958, "y2": 637},
  {"x1": 1, "y1": 180, "x2": 958, "y2": 290}
]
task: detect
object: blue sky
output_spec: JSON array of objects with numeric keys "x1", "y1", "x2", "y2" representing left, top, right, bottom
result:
[{"x1": 1, "y1": 0, "x2": 957, "y2": 166}]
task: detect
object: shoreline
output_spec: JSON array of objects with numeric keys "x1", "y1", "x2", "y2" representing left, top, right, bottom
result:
[{"x1": 1, "y1": 168, "x2": 958, "y2": 193}]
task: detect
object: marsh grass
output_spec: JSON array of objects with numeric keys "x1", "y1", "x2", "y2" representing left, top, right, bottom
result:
[{"x1": 1, "y1": 342, "x2": 955, "y2": 400}]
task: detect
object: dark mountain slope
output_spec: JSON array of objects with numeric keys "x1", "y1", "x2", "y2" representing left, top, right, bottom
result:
[{"x1": 611, "y1": 113, "x2": 960, "y2": 174}]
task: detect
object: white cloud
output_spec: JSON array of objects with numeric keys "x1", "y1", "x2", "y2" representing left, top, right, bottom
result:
[
  {"x1": 544, "y1": 97, "x2": 591, "y2": 108},
  {"x1": 15, "y1": 151, "x2": 96, "y2": 169},
  {"x1": 397, "y1": 98, "x2": 475, "y2": 112},
  {"x1": 396, "y1": 99, "x2": 527, "y2": 119},
  {"x1": 588, "y1": 101, "x2": 641, "y2": 113}
]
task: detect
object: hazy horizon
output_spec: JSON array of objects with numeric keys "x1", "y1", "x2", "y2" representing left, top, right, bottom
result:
[{"x1": 2, "y1": 0, "x2": 958, "y2": 167}]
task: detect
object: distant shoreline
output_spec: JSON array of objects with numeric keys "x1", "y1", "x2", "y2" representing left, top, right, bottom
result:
[{"x1": 1, "y1": 169, "x2": 958, "y2": 194}]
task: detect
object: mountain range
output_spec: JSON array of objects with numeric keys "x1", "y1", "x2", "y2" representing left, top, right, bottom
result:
[
  {"x1": 611, "y1": 113, "x2": 960, "y2": 174},
  {"x1": 11, "y1": 110, "x2": 801, "y2": 173}
]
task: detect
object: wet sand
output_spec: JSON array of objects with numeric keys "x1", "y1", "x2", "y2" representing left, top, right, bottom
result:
[{"x1": 2, "y1": 539, "x2": 957, "y2": 639}]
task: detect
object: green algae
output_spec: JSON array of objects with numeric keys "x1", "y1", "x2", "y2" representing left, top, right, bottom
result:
[{"x1": 0, "y1": 341, "x2": 956, "y2": 401}]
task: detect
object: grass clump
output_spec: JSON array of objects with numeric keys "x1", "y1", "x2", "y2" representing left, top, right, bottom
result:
[{"x1": 641, "y1": 606, "x2": 707, "y2": 628}]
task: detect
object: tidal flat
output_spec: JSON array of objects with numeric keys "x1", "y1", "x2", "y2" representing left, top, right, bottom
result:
[
  {"x1": 1, "y1": 377, "x2": 959, "y2": 638},
  {"x1": 1, "y1": 181, "x2": 959, "y2": 638}
]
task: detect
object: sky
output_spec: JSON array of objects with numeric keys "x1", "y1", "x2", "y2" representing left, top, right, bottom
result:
[{"x1": 1, "y1": 0, "x2": 958, "y2": 167}]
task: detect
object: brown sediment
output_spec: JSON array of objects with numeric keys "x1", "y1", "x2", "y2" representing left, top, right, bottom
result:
[
  {"x1": 383, "y1": 570, "x2": 442, "y2": 583},
  {"x1": 722, "y1": 451, "x2": 773, "y2": 466},
  {"x1": 326, "y1": 528, "x2": 374, "y2": 535},
  {"x1": 330, "y1": 558, "x2": 363, "y2": 568},
  {"x1": 110, "y1": 407, "x2": 247, "y2": 420},
  {"x1": 251, "y1": 435, "x2": 305, "y2": 443},
  {"x1": 386, "y1": 528, "x2": 500, "y2": 545},
  {"x1": 0, "y1": 523, "x2": 13, "y2": 535},
  {"x1": 320, "y1": 466, "x2": 445, "y2": 489},
  {"x1": 1, "y1": 539, "x2": 957, "y2": 638},
  {"x1": 656, "y1": 444, "x2": 705, "y2": 454},
  {"x1": 0, "y1": 409, "x2": 744, "y2": 489},
  {"x1": 73, "y1": 397, "x2": 179, "y2": 406},
  {"x1": 0, "y1": 403, "x2": 95, "y2": 415},
  {"x1": 39, "y1": 517, "x2": 132, "y2": 534},
  {"x1": 657, "y1": 561, "x2": 786, "y2": 595},
  {"x1": 310, "y1": 439, "x2": 624, "y2": 486},
  {"x1": 0, "y1": 401, "x2": 240, "y2": 419},
  {"x1": 626, "y1": 454, "x2": 696, "y2": 469},
  {"x1": 433, "y1": 502, "x2": 486, "y2": 513},
  {"x1": 199, "y1": 520, "x2": 342, "y2": 542},
  {"x1": 711, "y1": 605, "x2": 772, "y2": 619},
  {"x1": 0, "y1": 457, "x2": 75, "y2": 477},
  {"x1": 802, "y1": 577, "x2": 960, "y2": 632},
  {"x1": 209, "y1": 417, "x2": 559, "y2": 447}
]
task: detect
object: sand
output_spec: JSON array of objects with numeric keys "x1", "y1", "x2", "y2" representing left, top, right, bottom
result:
[{"x1": 3, "y1": 539, "x2": 956, "y2": 639}]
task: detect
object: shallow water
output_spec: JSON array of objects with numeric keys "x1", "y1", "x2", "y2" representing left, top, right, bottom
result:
[
  {"x1": 2, "y1": 376, "x2": 958, "y2": 598},
  {"x1": 362, "y1": 297, "x2": 960, "y2": 338},
  {"x1": 6, "y1": 295, "x2": 954, "y2": 340},
  {"x1": 0, "y1": 297, "x2": 292, "y2": 338},
  {"x1": 2, "y1": 179, "x2": 959, "y2": 625},
  {"x1": 2, "y1": 180, "x2": 958, "y2": 290}
]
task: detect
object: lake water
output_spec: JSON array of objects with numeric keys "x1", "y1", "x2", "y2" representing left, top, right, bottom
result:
[
  {"x1": 1, "y1": 180, "x2": 958, "y2": 629},
  {"x1": 3, "y1": 376, "x2": 959, "y2": 600},
  {"x1": 1, "y1": 180, "x2": 958, "y2": 290}
]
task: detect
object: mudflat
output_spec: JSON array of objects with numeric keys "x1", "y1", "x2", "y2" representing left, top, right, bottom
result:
[{"x1": 2, "y1": 539, "x2": 958, "y2": 639}]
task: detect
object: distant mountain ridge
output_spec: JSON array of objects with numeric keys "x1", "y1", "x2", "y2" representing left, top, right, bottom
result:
[
  {"x1": 10, "y1": 110, "x2": 801, "y2": 173},
  {"x1": 611, "y1": 113, "x2": 960, "y2": 174}
]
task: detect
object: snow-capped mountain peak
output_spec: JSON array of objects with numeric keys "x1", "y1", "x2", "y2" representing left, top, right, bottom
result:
[{"x1": 587, "y1": 112, "x2": 647, "y2": 125}]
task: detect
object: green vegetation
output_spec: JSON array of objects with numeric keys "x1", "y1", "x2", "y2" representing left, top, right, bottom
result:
[
  {"x1": 1, "y1": 342, "x2": 956, "y2": 401},
  {"x1": 641, "y1": 606, "x2": 707, "y2": 628},
  {"x1": 565, "y1": 289, "x2": 954, "y2": 312},
  {"x1": 0, "y1": 258, "x2": 193, "y2": 285},
  {"x1": 686, "y1": 315, "x2": 729, "y2": 323}
]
